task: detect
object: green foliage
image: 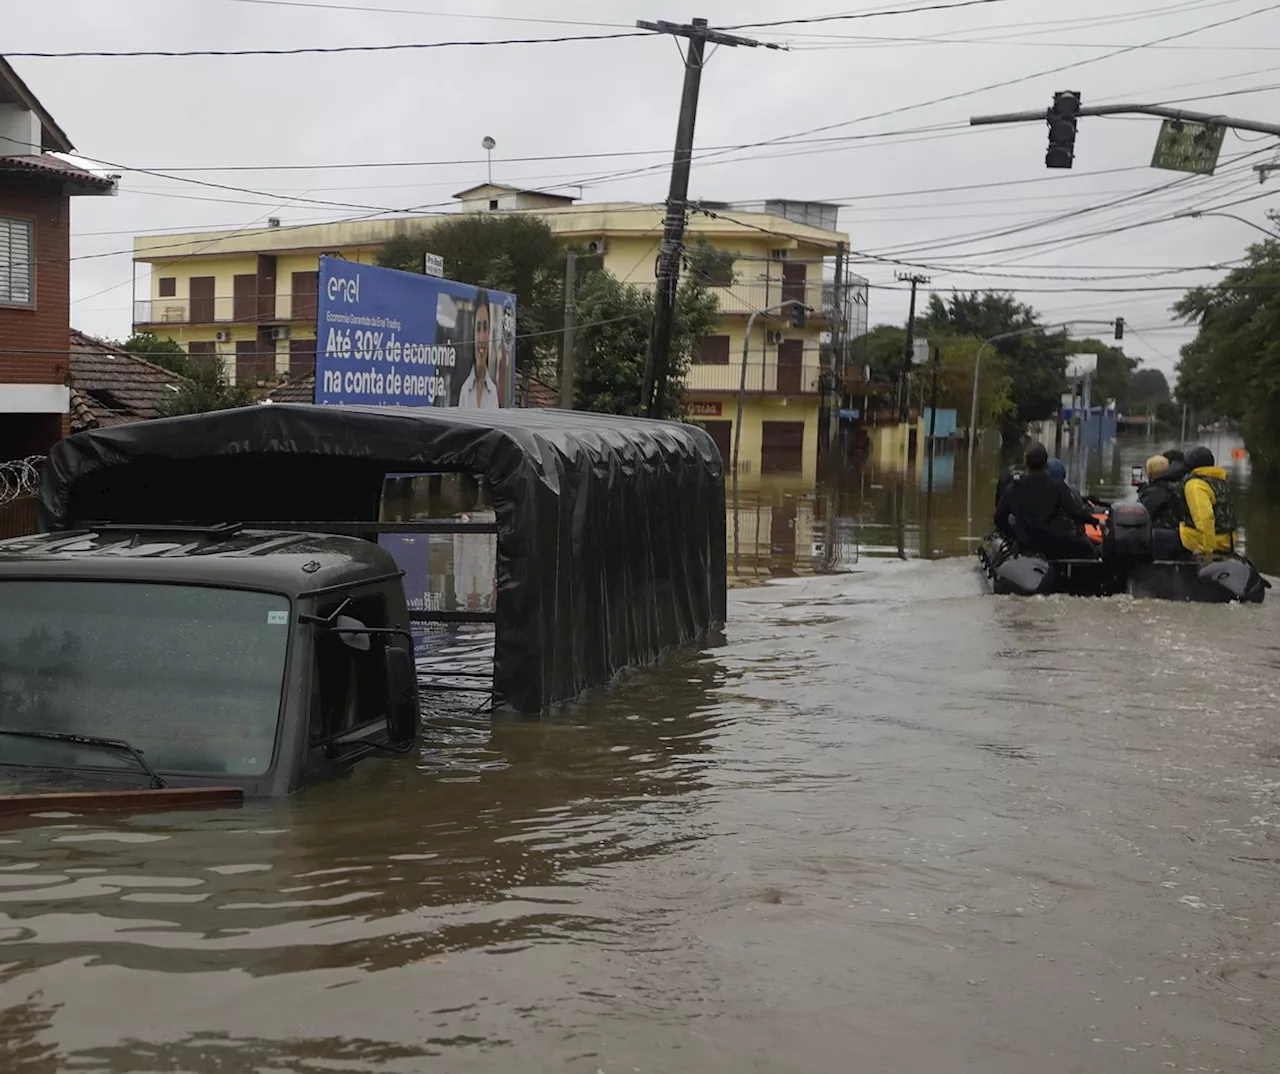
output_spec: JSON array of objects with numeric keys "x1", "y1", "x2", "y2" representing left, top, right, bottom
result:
[
  {"x1": 685, "y1": 236, "x2": 737, "y2": 287},
  {"x1": 571, "y1": 270, "x2": 720, "y2": 419},
  {"x1": 920, "y1": 291, "x2": 1068, "y2": 429},
  {"x1": 1131, "y1": 367, "x2": 1171, "y2": 406},
  {"x1": 114, "y1": 331, "x2": 190, "y2": 376},
  {"x1": 1173, "y1": 239, "x2": 1280, "y2": 478},
  {"x1": 162, "y1": 357, "x2": 253, "y2": 417},
  {"x1": 377, "y1": 214, "x2": 566, "y2": 381},
  {"x1": 852, "y1": 323, "x2": 909, "y2": 381},
  {"x1": 851, "y1": 326, "x2": 1014, "y2": 427},
  {"x1": 931, "y1": 337, "x2": 1015, "y2": 428}
]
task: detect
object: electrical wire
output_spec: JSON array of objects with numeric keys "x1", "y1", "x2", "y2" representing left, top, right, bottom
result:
[
  {"x1": 5, "y1": 30, "x2": 656, "y2": 58},
  {"x1": 725, "y1": 0, "x2": 1017, "y2": 31},
  {"x1": 208, "y1": 0, "x2": 633, "y2": 28}
]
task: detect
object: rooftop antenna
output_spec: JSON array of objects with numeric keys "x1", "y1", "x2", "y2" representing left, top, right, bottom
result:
[{"x1": 482, "y1": 136, "x2": 496, "y2": 184}]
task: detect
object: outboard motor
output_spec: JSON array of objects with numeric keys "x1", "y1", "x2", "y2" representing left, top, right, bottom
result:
[
  {"x1": 993, "y1": 555, "x2": 1056, "y2": 597},
  {"x1": 1102, "y1": 502, "x2": 1153, "y2": 565},
  {"x1": 1196, "y1": 559, "x2": 1270, "y2": 604}
]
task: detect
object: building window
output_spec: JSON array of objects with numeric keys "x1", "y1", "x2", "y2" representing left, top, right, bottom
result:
[
  {"x1": 158, "y1": 277, "x2": 176, "y2": 298},
  {"x1": 308, "y1": 593, "x2": 391, "y2": 766},
  {"x1": 0, "y1": 216, "x2": 35, "y2": 307},
  {"x1": 488, "y1": 199, "x2": 499, "y2": 211},
  {"x1": 698, "y1": 335, "x2": 731, "y2": 365}
]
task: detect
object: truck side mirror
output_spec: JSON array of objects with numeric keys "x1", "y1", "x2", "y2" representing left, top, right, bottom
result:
[
  {"x1": 333, "y1": 615, "x2": 371, "y2": 651},
  {"x1": 384, "y1": 646, "x2": 419, "y2": 747}
]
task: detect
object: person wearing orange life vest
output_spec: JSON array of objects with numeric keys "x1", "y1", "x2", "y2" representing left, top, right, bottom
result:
[{"x1": 1177, "y1": 445, "x2": 1237, "y2": 558}]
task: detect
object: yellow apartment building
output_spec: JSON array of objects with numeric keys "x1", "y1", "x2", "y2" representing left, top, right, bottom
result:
[{"x1": 131, "y1": 184, "x2": 867, "y2": 480}]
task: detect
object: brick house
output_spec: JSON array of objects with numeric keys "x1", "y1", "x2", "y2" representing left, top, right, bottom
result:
[{"x1": 0, "y1": 56, "x2": 117, "y2": 462}]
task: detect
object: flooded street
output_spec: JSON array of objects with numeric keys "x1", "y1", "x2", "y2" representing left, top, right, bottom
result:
[{"x1": 2, "y1": 435, "x2": 1279, "y2": 1072}]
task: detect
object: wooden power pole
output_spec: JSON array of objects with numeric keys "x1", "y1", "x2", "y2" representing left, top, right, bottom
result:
[{"x1": 637, "y1": 17, "x2": 778, "y2": 418}]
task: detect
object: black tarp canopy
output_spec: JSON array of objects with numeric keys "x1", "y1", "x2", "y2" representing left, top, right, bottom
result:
[{"x1": 38, "y1": 404, "x2": 727, "y2": 714}]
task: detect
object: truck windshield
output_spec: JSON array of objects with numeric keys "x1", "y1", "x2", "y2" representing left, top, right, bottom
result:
[{"x1": 0, "y1": 581, "x2": 290, "y2": 777}]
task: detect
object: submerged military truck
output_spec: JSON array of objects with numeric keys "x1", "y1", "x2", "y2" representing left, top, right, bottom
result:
[{"x1": 0, "y1": 404, "x2": 727, "y2": 808}]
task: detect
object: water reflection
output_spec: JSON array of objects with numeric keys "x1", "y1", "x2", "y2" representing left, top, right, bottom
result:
[
  {"x1": 0, "y1": 645, "x2": 730, "y2": 982},
  {"x1": 729, "y1": 430, "x2": 1279, "y2": 583}
]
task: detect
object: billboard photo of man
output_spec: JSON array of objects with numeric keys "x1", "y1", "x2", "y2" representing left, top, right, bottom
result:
[{"x1": 458, "y1": 289, "x2": 499, "y2": 411}]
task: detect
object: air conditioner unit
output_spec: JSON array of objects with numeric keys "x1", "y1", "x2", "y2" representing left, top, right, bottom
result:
[
  {"x1": 766, "y1": 330, "x2": 784, "y2": 345},
  {"x1": 586, "y1": 238, "x2": 607, "y2": 256},
  {"x1": 214, "y1": 329, "x2": 232, "y2": 343},
  {"x1": 271, "y1": 326, "x2": 291, "y2": 341},
  {"x1": 769, "y1": 248, "x2": 789, "y2": 259}
]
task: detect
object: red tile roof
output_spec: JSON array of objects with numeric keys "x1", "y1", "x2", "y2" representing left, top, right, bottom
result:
[
  {"x1": 0, "y1": 154, "x2": 116, "y2": 192},
  {"x1": 265, "y1": 373, "x2": 317, "y2": 404},
  {"x1": 68, "y1": 331, "x2": 188, "y2": 431}
]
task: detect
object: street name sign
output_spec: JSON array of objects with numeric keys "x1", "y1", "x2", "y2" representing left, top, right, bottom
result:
[{"x1": 1151, "y1": 120, "x2": 1225, "y2": 175}]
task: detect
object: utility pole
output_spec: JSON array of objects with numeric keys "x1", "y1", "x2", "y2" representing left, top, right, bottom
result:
[
  {"x1": 560, "y1": 252, "x2": 577, "y2": 409},
  {"x1": 637, "y1": 17, "x2": 777, "y2": 418},
  {"x1": 896, "y1": 271, "x2": 929, "y2": 423},
  {"x1": 828, "y1": 241, "x2": 847, "y2": 453}
]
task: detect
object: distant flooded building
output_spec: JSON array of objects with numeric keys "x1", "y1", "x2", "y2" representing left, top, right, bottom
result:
[{"x1": 132, "y1": 188, "x2": 867, "y2": 482}]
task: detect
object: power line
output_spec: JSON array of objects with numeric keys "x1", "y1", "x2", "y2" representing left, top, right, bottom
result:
[
  {"x1": 678, "y1": 0, "x2": 1280, "y2": 171},
  {"x1": 210, "y1": 0, "x2": 632, "y2": 28},
  {"x1": 5, "y1": 30, "x2": 653, "y2": 58},
  {"x1": 725, "y1": 0, "x2": 1017, "y2": 30}
]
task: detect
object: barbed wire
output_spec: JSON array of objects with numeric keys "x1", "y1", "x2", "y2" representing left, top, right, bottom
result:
[{"x1": 0, "y1": 456, "x2": 44, "y2": 506}]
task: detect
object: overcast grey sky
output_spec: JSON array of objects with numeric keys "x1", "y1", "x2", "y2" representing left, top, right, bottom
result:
[{"x1": 9, "y1": 0, "x2": 1280, "y2": 375}]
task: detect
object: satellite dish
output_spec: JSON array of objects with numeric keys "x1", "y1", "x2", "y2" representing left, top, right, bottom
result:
[{"x1": 481, "y1": 136, "x2": 496, "y2": 151}]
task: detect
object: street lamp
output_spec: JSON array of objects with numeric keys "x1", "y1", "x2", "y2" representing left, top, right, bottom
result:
[{"x1": 1173, "y1": 210, "x2": 1280, "y2": 240}]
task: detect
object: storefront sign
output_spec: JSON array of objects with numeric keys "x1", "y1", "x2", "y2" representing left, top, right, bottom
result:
[{"x1": 689, "y1": 401, "x2": 722, "y2": 417}]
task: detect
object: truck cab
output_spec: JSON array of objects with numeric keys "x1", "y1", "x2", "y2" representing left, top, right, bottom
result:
[{"x1": 0, "y1": 525, "x2": 419, "y2": 800}]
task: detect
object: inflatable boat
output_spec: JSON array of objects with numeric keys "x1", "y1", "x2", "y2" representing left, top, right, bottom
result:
[{"x1": 977, "y1": 503, "x2": 1268, "y2": 603}]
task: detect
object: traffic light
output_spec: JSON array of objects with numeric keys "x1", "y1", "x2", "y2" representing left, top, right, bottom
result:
[
  {"x1": 1114, "y1": 317, "x2": 1124, "y2": 341},
  {"x1": 1046, "y1": 91, "x2": 1080, "y2": 169},
  {"x1": 791, "y1": 303, "x2": 806, "y2": 329}
]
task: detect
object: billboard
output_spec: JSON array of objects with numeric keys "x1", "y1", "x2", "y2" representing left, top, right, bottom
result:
[{"x1": 315, "y1": 255, "x2": 517, "y2": 409}]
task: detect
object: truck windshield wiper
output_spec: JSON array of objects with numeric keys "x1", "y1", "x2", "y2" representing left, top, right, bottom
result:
[{"x1": 0, "y1": 730, "x2": 167, "y2": 789}]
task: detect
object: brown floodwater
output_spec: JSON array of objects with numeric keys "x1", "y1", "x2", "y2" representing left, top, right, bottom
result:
[{"x1": 2, "y1": 434, "x2": 1278, "y2": 1073}]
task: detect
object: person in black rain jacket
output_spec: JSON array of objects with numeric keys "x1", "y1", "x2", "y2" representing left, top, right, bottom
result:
[{"x1": 994, "y1": 442, "x2": 1099, "y2": 559}]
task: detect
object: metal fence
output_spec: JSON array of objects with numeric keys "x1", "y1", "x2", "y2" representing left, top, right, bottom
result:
[
  {"x1": 0, "y1": 456, "x2": 43, "y2": 539},
  {"x1": 0, "y1": 456, "x2": 42, "y2": 506}
]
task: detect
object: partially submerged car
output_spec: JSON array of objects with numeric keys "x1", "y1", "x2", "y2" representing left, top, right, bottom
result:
[
  {"x1": 0, "y1": 525, "x2": 420, "y2": 807},
  {"x1": 2, "y1": 404, "x2": 727, "y2": 807}
]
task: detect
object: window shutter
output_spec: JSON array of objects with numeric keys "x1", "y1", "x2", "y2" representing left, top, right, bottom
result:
[{"x1": 0, "y1": 217, "x2": 35, "y2": 306}]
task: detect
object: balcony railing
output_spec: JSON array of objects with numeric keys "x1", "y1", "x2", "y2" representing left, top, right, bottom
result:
[
  {"x1": 683, "y1": 360, "x2": 825, "y2": 395},
  {"x1": 133, "y1": 293, "x2": 316, "y2": 326},
  {"x1": 635, "y1": 279, "x2": 840, "y2": 322}
]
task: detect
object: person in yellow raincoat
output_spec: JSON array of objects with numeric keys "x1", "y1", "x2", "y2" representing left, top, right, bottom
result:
[{"x1": 1177, "y1": 445, "x2": 1237, "y2": 558}]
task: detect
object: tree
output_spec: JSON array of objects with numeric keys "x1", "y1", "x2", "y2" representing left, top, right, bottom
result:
[
  {"x1": 113, "y1": 331, "x2": 190, "y2": 376},
  {"x1": 1131, "y1": 367, "x2": 1171, "y2": 407},
  {"x1": 852, "y1": 323, "x2": 909, "y2": 381},
  {"x1": 1173, "y1": 238, "x2": 1280, "y2": 477},
  {"x1": 930, "y1": 337, "x2": 1015, "y2": 429},
  {"x1": 163, "y1": 358, "x2": 252, "y2": 417},
  {"x1": 919, "y1": 291, "x2": 1068, "y2": 432},
  {"x1": 377, "y1": 215, "x2": 567, "y2": 382},
  {"x1": 571, "y1": 270, "x2": 719, "y2": 419}
]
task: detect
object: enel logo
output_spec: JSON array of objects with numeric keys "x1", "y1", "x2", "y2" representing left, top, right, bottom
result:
[{"x1": 326, "y1": 273, "x2": 360, "y2": 304}]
